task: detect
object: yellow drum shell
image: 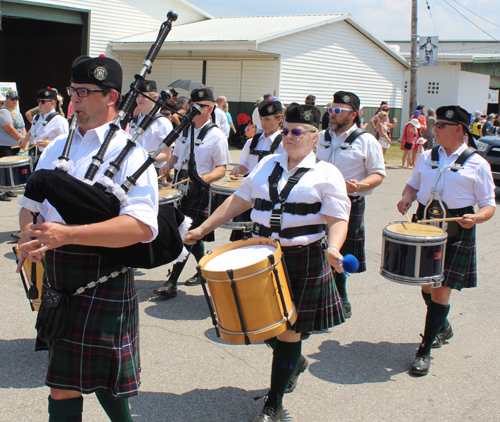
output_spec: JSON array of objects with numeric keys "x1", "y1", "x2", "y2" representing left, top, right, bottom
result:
[{"x1": 13, "y1": 246, "x2": 44, "y2": 311}]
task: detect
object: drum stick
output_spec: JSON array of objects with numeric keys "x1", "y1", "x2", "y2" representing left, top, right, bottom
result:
[
  {"x1": 405, "y1": 213, "x2": 412, "y2": 224},
  {"x1": 355, "y1": 182, "x2": 370, "y2": 187},
  {"x1": 10, "y1": 145, "x2": 20, "y2": 149},
  {"x1": 417, "y1": 215, "x2": 485, "y2": 224},
  {"x1": 169, "y1": 171, "x2": 209, "y2": 188},
  {"x1": 19, "y1": 143, "x2": 39, "y2": 154},
  {"x1": 228, "y1": 175, "x2": 245, "y2": 180}
]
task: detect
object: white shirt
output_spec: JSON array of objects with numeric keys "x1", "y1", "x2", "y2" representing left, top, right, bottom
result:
[
  {"x1": 316, "y1": 125, "x2": 386, "y2": 197},
  {"x1": 130, "y1": 113, "x2": 173, "y2": 168},
  {"x1": 407, "y1": 143, "x2": 496, "y2": 209},
  {"x1": 33, "y1": 123, "x2": 159, "y2": 240},
  {"x1": 214, "y1": 106, "x2": 230, "y2": 137},
  {"x1": 29, "y1": 112, "x2": 69, "y2": 151},
  {"x1": 172, "y1": 120, "x2": 231, "y2": 173},
  {"x1": 252, "y1": 107, "x2": 262, "y2": 131},
  {"x1": 238, "y1": 131, "x2": 285, "y2": 173},
  {"x1": 236, "y1": 151, "x2": 351, "y2": 247}
]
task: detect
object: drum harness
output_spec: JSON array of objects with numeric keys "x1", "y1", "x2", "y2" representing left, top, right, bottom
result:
[
  {"x1": 248, "y1": 133, "x2": 283, "y2": 162},
  {"x1": 252, "y1": 162, "x2": 323, "y2": 239},
  {"x1": 30, "y1": 111, "x2": 62, "y2": 143},
  {"x1": 420, "y1": 145, "x2": 477, "y2": 237},
  {"x1": 129, "y1": 112, "x2": 165, "y2": 130}
]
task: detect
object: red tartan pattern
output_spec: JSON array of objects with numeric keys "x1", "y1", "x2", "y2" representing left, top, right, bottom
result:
[
  {"x1": 442, "y1": 225, "x2": 477, "y2": 290},
  {"x1": 339, "y1": 198, "x2": 366, "y2": 272},
  {"x1": 42, "y1": 245, "x2": 140, "y2": 399},
  {"x1": 282, "y1": 242, "x2": 345, "y2": 333}
]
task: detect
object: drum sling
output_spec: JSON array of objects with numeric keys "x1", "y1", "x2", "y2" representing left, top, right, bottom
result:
[{"x1": 249, "y1": 133, "x2": 283, "y2": 162}]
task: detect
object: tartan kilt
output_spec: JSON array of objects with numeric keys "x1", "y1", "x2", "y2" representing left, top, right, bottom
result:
[
  {"x1": 41, "y1": 245, "x2": 140, "y2": 399},
  {"x1": 282, "y1": 242, "x2": 345, "y2": 333},
  {"x1": 180, "y1": 187, "x2": 215, "y2": 242},
  {"x1": 340, "y1": 198, "x2": 366, "y2": 272},
  {"x1": 442, "y1": 225, "x2": 477, "y2": 290}
]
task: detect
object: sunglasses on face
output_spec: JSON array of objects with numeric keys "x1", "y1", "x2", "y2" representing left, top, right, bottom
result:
[
  {"x1": 328, "y1": 107, "x2": 352, "y2": 116},
  {"x1": 281, "y1": 128, "x2": 315, "y2": 137},
  {"x1": 67, "y1": 86, "x2": 105, "y2": 98},
  {"x1": 435, "y1": 122, "x2": 460, "y2": 129},
  {"x1": 37, "y1": 99, "x2": 53, "y2": 104}
]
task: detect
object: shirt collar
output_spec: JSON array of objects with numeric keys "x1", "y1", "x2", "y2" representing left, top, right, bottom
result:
[
  {"x1": 75, "y1": 122, "x2": 114, "y2": 145},
  {"x1": 277, "y1": 150, "x2": 316, "y2": 173},
  {"x1": 259, "y1": 130, "x2": 281, "y2": 142},
  {"x1": 329, "y1": 123, "x2": 358, "y2": 141},
  {"x1": 438, "y1": 142, "x2": 468, "y2": 158}
]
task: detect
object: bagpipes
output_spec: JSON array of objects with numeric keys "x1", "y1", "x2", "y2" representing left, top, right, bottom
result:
[{"x1": 18, "y1": 11, "x2": 208, "y2": 270}]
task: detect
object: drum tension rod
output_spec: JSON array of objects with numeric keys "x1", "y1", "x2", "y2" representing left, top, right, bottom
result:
[
  {"x1": 268, "y1": 254, "x2": 291, "y2": 329},
  {"x1": 226, "y1": 269, "x2": 251, "y2": 345},
  {"x1": 196, "y1": 265, "x2": 220, "y2": 338}
]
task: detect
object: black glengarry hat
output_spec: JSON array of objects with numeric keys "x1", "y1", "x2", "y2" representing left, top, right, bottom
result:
[
  {"x1": 333, "y1": 91, "x2": 360, "y2": 111},
  {"x1": 285, "y1": 103, "x2": 321, "y2": 128},
  {"x1": 37, "y1": 87, "x2": 58, "y2": 101},
  {"x1": 258, "y1": 99, "x2": 283, "y2": 117},
  {"x1": 436, "y1": 105, "x2": 471, "y2": 133},
  {"x1": 71, "y1": 55, "x2": 123, "y2": 92},
  {"x1": 190, "y1": 88, "x2": 215, "y2": 103},
  {"x1": 139, "y1": 79, "x2": 157, "y2": 93}
]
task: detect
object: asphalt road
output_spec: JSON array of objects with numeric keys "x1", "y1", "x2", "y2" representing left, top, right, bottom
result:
[{"x1": 1, "y1": 154, "x2": 499, "y2": 422}]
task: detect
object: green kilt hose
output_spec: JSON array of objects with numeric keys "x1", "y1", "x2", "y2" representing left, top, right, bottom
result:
[
  {"x1": 340, "y1": 197, "x2": 366, "y2": 273},
  {"x1": 282, "y1": 240, "x2": 345, "y2": 333},
  {"x1": 180, "y1": 187, "x2": 215, "y2": 242},
  {"x1": 442, "y1": 225, "x2": 477, "y2": 290},
  {"x1": 42, "y1": 245, "x2": 140, "y2": 399}
]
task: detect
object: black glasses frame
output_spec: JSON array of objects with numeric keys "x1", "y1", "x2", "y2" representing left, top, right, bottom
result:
[{"x1": 67, "y1": 86, "x2": 106, "y2": 98}]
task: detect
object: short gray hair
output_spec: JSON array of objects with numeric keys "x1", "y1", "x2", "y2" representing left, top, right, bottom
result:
[{"x1": 176, "y1": 96, "x2": 189, "y2": 109}]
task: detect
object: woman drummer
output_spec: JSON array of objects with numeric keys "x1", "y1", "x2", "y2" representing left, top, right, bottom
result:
[{"x1": 184, "y1": 103, "x2": 350, "y2": 422}]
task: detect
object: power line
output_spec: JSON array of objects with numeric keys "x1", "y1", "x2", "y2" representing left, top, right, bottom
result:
[
  {"x1": 424, "y1": 0, "x2": 447, "y2": 59},
  {"x1": 449, "y1": 0, "x2": 500, "y2": 29}
]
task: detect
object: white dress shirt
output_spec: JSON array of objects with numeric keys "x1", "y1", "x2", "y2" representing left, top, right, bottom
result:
[
  {"x1": 238, "y1": 131, "x2": 285, "y2": 173},
  {"x1": 33, "y1": 123, "x2": 159, "y2": 241},
  {"x1": 236, "y1": 151, "x2": 351, "y2": 247},
  {"x1": 29, "y1": 112, "x2": 69, "y2": 151},
  {"x1": 316, "y1": 125, "x2": 386, "y2": 197},
  {"x1": 407, "y1": 143, "x2": 496, "y2": 209},
  {"x1": 214, "y1": 106, "x2": 230, "y2": 137}
]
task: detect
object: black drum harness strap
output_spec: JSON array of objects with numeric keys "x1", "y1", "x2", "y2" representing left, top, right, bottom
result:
[
  {"x1": 249, "y1": 133, "x2": 283, "y2": 162},
  {"x1": 422, "y1": 144, "x2": 477, "y2": 236},
  {"x1": 252, "y1": 162, "x2": 323, "y2": 238},
  {"x1": 129, "y1": 112, "x2": 165, "y2": 130},
  {"x1": 322, "y1": 127, "x2": 366, "y2": 163}
]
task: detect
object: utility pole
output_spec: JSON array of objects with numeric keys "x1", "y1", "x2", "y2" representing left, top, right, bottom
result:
[{"x1": 410, "y1": 0, "x2": 418, "y2": 118}]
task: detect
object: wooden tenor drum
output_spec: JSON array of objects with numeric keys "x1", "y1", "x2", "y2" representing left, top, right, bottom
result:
[
  {"x1": 13, "y1": 246, "x2": 44, "y2": 311},
  {"x1": 198, "y1": 237, "x2": 297, "y2": 344}
]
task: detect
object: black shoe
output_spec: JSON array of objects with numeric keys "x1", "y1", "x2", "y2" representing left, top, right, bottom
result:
[
  {"x1": 409, "y1": 353, "x2": 431, "y2": 376},
  {"x1": 184, "y1": 273, "x2": 201, "y2": 286},
  {"x1": 154, "y1": 271, "x2": 178, "y2": 299},
  {"x1": 343, "y1": 303, "x2": 352, "y2": 319},
  {"x1": 252, "y1": 393, "x2": 283, "y2": 422},
  {"x1": 431, "y1": 324, "x2": 453, "y2": 349},
  {"x1": 5, "y1": 191, "x2": 17, "y2": 198},
  {"x1": 285, "y1": 355, "x2": 309, "y2": 393},
  {"x1": 0, "y1": 193, "x2": 11, "y2": 202}
]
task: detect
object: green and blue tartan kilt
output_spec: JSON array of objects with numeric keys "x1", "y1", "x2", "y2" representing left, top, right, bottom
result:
[
  {"x1": 42, "y1": 245, "x2": 140, "y2": 399},
  {"x1": 180, "y1": 187, "x2": 215, "y2": 242},
  {"x1": 282, "y1": 242, "x2": 345, "y2": 333},
  {"x1": 340, "y1": 198, "x2": 366, "y2": 273},
  {"x1": 442, "y1": 225, "x2": 477, "y2": 290}
]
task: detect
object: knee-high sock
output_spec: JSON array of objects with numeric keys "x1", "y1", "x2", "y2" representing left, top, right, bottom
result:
[
  {"x1": 191, "y1": 240, "x2": 205, "y2": 262},
  {"x1": 334, "y1": 271, "x2": 349, "y2": 306},
  {"x1": 270, "y1": 340, "x2": 302, "y2": 398},
  {"x1": 169, "y1": 243, "x2": 195, "y2": 286},
  {"x1": 95, "y1": 390, "x2": 132, "y2": 422},
  {"x1": 419, "y1": 300, "x2": 450, "y2": 356},
  {"x1": 48, "y1": 396, "x2": 83, "y2": 422},
  {"x1": 422, "y1": 290, "x2": 450, "y2": 330}
]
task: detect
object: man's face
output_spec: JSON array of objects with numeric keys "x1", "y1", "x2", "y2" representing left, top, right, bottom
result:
[
  {"x1": 434, "y1": 119, "x2": 462, "y2": 145},
  {"x1": 69, "y1": 83, "x2": 111, "y2": 130},
  {"x1": 260, "y1": 115, "x2": 281, "y2": 134},
  {"x1": 192, "y1": 101, "x2": 213, "y2": 123},
  {"x1": 329, "y1": 103, "x2": 355, "y2": 132},
  {"x1": 38, "y1": 98, "x2": 56, "y2": 115}
]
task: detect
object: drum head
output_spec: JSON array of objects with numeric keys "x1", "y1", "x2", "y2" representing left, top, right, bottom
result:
[
  {"x1": 159, "y1": 187, "x2": 181, "y2": 198},
  {"x1": 385, "y1": 222, "x2": 445, "y2": 237},
  {"x1": 0, "y1": 156, "x2": 30, "y2": 164},
  {"x1": 204, "y1": 244, "x2": 276, "y2": 272}
]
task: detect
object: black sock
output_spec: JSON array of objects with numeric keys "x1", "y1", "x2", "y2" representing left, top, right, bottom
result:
[
  {"x1": 191, "y1": 240, "x2": 205, "y2": 262},
  {"x1": 95, "y1": 390, "x2": 132, "y2": 422},
  {"x1": 419, "y1": 300, "x2": 450, "y2": 356},
  {"x1": 48, "y1": 396, "x2": 83, "y2": 422},
  {"x1": 265, "y1": 337, "x2": 277, "y2": 350},
  {"x1": 421, "y1": 290, "x2": 431, "y2": 306},
  {"x1": 270, "y1": 340, "x2": 302, "y2": 397}
]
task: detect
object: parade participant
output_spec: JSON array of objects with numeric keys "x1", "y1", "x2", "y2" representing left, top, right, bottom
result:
[
  {"x1": 19, "y1": 87, "x2": 69, "y2": 156},
  {"x1": 155, "y1": 88, "x2": 231, "y2": 297},
  {"x1": 230, "y1": 98, "x2": 285, "y2": 176},
  {"x1": 16, "y1": 55, "x2": 159, "y2": 421},
  {"x1": 397, "y1": 105, "x2": 495, "y2": 377},
  {"x1": 185, "y1": 103, "x2": 350, "y2": 422},
  {"x1": 129, "y1": 79, "x2": 173, "y2": 171},
  {"x1": 316, "y1": 91, "x2": 385, "y2": 317}
]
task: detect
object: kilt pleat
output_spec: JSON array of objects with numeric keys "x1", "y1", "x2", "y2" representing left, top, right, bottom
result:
[
  {"x1": 180, "y1": 187, "x2": 215, "y2": 242},
  {"x1": 442, "y1": 225, "x2": 477, "y2": 290},
  {"x1": 340, "y1": 198, "x2": 366, "y2": 272},
  {"x1": 42, "y1": 245, "x2": 140, "y2": 399},
  {"x1": 283, "y1": 244, "x2": 345, "y2": 333}
]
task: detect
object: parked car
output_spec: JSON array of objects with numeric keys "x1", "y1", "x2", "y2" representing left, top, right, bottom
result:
[{"x1": 476, "y1": 134, "x2": 500, "y2": 186}]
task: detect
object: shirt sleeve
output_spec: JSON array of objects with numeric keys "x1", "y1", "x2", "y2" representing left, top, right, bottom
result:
[
  {"x1": 238, "y1": 138, "x2": 252, "y2": 168},
  {"x1": 318, "y1": 163, "x2": 351, "y2": 221},
  {"x1": 474, "y1": 160, "x2": 497, "y2": 209},
  {"x1": 0, "y1": 109, "x2": 12, "y2": 126}
]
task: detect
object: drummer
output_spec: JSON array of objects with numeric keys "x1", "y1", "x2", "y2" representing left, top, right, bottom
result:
[
  {"x1": 184, "y1": 103, "x2": 350, "y2": 422},
  {"x1": 155, "y1": 88, "x2": 231, "y2": 299},
  {"x1": 397, "y1": 105, "x2": 495, "y2": 377},
  {"x1": 316, "y1": 91, "x2": 386, "y2": 318}
]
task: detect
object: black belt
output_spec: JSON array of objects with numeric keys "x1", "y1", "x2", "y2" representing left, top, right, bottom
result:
[
  {"x1": 254, "y1": 198, "x2": 322, "y2": 216},
  {"x1": 281, "y1": 238, "x2": 327, "y2": 255},
  {"x1": 252, "y1": 222, "x2": 325, "y2": 239},
  {"x1": 415, "y1": 202, "x2": 474, "y2": 220},
  {"x1": 349, "y1": 195, "x2": 365, "y2": 203}
]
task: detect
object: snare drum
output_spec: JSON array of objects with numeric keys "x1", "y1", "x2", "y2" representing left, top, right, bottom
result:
[
  {"x1": 13, "y1": 246, "x2": 44, "y2": 311},
  {"x1": 158, "y1": 187, "x2": 182, "y2": 207},
  {"x1": 0, "y1": 156, "x2": 32, "y2": 188},
  {"x1": 380, "y1": 222, "x2": 447, "y2": 287},
  {"x1": 209, "y1": 179, "x2": 253, "y2": 231},
  {"x1": 199, "y1": 237, "x2": 297, "y2": 344}
]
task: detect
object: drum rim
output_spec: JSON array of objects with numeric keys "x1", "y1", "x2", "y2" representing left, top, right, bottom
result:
[
  {"x1": 380, "y1": 269, "x2": 443, "y2": 287},
  {"x1": 0, "y1": 156, "x2": 32, "y2": 165},
  {"x1": 209, "y1": 183, "x2": 240, "y2": 194},
  {"x1": 383, "y1": 221, "x2": 448, "y2": 242}
]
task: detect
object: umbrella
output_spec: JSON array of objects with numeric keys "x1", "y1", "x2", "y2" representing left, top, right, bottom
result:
[{"x1": 169, "y1": 79, "x2": 205, "y2": 92}]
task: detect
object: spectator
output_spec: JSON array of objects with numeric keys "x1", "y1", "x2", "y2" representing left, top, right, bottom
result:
[
  {"x1": 472, "y1": 117, "x2": 483, "y2": 137},
  {"x1": 214, "y1": 95, "x2": 230, "y2": 137},
  {"x1": 482, "y1": 114, "x2": 495, "y2": 136},
  {"x1": 423, "y1": 108, "x2": 436, "y2": 149},
  {"x1": 305, "y1": 94, "x2": 316, "y2": 105},
  {"x1": 321, "y1": 102, "x2": 332, "y2": 130},
  {"x1": 370, "y1": 103, "x2": 390, "y2": 139},
  {"x1": 400, "y1": 118, "x2": 420, "y2": 168},
  {"x1": 376, "y1": 110, "x2": 391, "y2": 158},
  {"x1": 413, "y1": 105, "x2": 427, "y2": 135},
  {"x1": 170, "y1": 96, "x2": 190, "y2": 128}
]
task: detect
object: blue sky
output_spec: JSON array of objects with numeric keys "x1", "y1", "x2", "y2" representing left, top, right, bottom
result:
[{"x1": 186, "y1": 0, "x2": 500, "y2": 41}]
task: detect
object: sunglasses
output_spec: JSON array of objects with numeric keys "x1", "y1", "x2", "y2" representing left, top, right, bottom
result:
[
  {"x1": 67, "y1": 86, "x2": 106, "y2": 98},
  {"x1": 282, "y1": 128, "x2": 315, "y2": 137},
  {"x1": 328, "y1": 107, "x2": 352, "y2": 116},
  {"x1": 37, "y1": 99, "x2": 53, "y2": 104},
  {"x1": 435, "y1": 122, "x2": 460, "y2": 129}
]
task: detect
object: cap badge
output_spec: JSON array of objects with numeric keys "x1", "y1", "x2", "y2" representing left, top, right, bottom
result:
[
  {"x1": 44, "y1": 91, "x2": 50, "y2": 97},
  {"x1": 343, "y1": 95, "x2": 350, "y2": 103},
  {"x1": 445, "y1": 110, "x2": 454, "y2": 119},
  {"x1": 94, "y1": 66, "x2": 108, "y2": 81},
  {"x1": 302, "y1": 110, "x2": 312, "y2": 122},
  {"x1": 198, "y1": 90, "x2": 205, "y2": 99},
  {"x1": 267, "y1": 105, "x2": 274, "y2": 113}
]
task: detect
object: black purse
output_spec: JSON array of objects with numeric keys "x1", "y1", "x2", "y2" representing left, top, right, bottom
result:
[
  {"x1": 35, "y1": 287, "x2": 69, "y2": 342},
  {"x1": 404, "y1": 141, "x2": 413, "y2": 150}
]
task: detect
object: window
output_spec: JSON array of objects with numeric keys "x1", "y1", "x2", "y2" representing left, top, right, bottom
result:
[{"x1": 427, "y1": 82, "x2": 440, "y2": 94}]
